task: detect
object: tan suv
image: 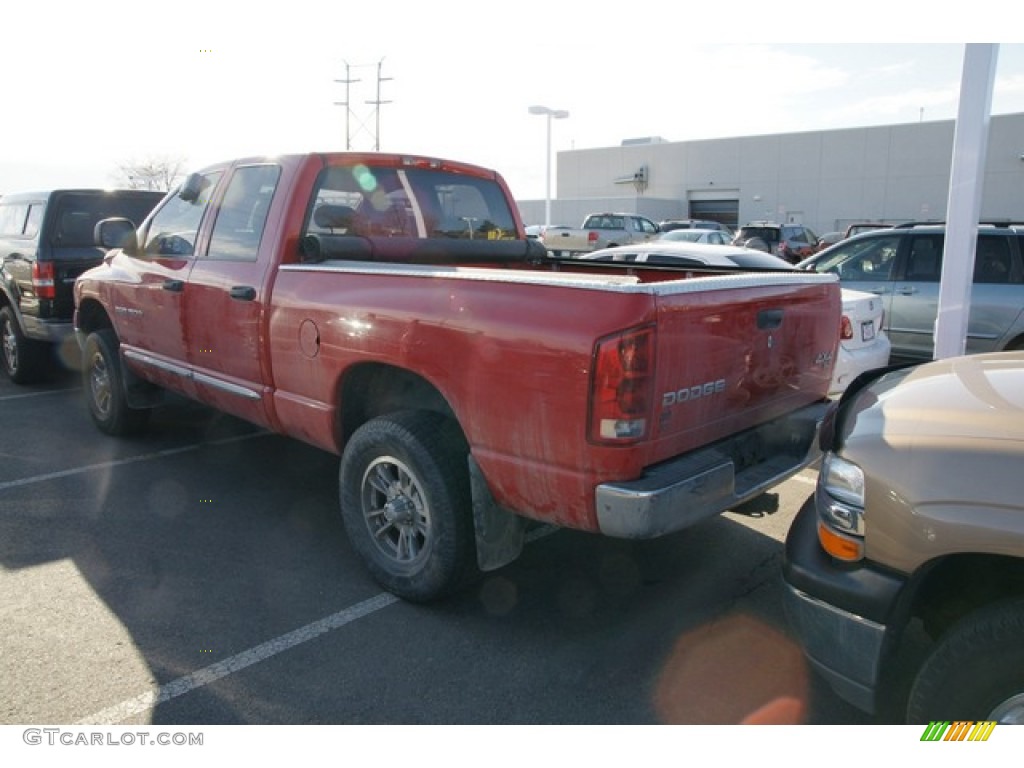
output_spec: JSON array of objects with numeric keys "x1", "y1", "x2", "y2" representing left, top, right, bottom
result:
[{"x1": 783, "y1": 351, "x2": 1024, "y2": 723}]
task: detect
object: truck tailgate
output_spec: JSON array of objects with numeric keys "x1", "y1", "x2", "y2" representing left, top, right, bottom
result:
[{"x1": 645, "y1": 272, "x2": 839, "y2": 464}]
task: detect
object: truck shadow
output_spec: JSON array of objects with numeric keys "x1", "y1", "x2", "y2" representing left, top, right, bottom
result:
[{"x1": 0, "y1": 396, "x2": 871, "y2": 725}]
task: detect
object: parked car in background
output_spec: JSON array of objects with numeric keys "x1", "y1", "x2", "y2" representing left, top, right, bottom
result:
[
  {"x1": 524, "y1": 224, "x2": 570, "y2": 253},
  {"x1": 830, "y1": 289, "x2": 890, "y2": 394},
  {"x1": 658, "y1": 219, "x2": 733, "y2": 236},
  {"x1": 542, "y1": 212, "x2": 659, "y2": 256},
  {"x1": 784, "y1": 350, "x2": 1024, "y2": 723},
  {"x1": 0, "y1": 188, "x2": 164, "y2": 383},
  {"x1": 815, "y1": 231, "x2": 844, "y2": 252},
  {"x1": 843, "y1": 222, "x2": 892, "y2": 239},
  {"x1": 656, "y1": 228, "x2": 733, "y2": 245},
  {"x1": 732, "y1": 221, "x2": 820, "y2": 264},
  {"x1": 579, "y1": 241, "x2": 890, "y2": 395},
  {"x1": 796, "y1": 222, "x2": 1024, "y2": 362},
  {"x1": 578, "y1": 241, "x2": 797, "y2": 270}
]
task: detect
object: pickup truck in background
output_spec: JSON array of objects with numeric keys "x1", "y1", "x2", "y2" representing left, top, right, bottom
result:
[
  {"x1": 74, "y1": 152, "x2": 841, "y2": 601},
  {"x1": 542, "y1": 212, "x2": 660, "y2": 256}
]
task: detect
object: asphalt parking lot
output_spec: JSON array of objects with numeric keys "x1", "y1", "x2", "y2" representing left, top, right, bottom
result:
[{"x1": 0, "y1": 367, "x2": 873, "y2": 726}]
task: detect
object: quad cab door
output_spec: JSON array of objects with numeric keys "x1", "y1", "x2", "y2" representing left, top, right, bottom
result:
[
  {"x1": 183, "y1": 163, "x2": 282, "y2": 427},
  {"x1": 116, "y1": 171, "x2": 222, "y2": 399}
]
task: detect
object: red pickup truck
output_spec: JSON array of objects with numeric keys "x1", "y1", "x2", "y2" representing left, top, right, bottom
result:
[{"x1": 74, "y1": 152, "x2": 841, "y2": 601}]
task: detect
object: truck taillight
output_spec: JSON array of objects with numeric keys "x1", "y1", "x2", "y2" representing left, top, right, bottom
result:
[
  {"x1": 588, "y1": 231, "x2": 598, "y2": 244},
  {"x1": 840, "y1": 315, "x2": 853, "y2": 340},
  {"x1": 589, "y1": 326, "x2": 655, "y2": 444},
  {"x1": 32, "y1": 262, "x2": 56, "y2": 300}
]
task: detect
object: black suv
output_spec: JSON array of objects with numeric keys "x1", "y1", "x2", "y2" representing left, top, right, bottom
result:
[
  {"x1": 0, "y1": 189, "x2": 163, "y2": 383},
  {"x1": 732, "y1": 221, "x2": 819, "y2": 263}
]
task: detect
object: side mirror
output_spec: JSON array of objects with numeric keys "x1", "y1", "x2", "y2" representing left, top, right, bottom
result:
[
  {"x1": 525, "y1": 235, "x2": 550, "y2": 262},
  {"x1": 95, "y1": 218, "x2": 138, "y2": 254},
  {"x1": 178, "y1": 173, "x2": 207, "y2": 203}
]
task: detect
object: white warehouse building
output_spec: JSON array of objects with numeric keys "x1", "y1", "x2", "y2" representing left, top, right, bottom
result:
[{"x1": 516, "y1": 112, "x2": 1024, "y2": 236}]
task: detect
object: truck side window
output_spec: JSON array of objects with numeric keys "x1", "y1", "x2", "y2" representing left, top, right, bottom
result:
[
  {"x1": 141, "y1": 171, "x2": 222, "y2": 257},
  {"x1": 207, "y1": 165, "x2": 281, "y2": 261}
]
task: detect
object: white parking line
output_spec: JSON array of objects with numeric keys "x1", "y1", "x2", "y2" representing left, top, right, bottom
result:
[
  {"x1": 0, "y1": 387, "x2": 79, "y2": 401},
  {"x1": 69, "y1": 516, "x2": 563, "y2": 723},
  {"x1": 76, "y1": 592, "x2": 400, "y2": 725},
  {"x1": 0, "y1": 432, "x2": 271, "y2": 491}
]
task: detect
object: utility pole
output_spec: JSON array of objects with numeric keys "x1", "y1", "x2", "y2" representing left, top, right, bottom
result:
[
  {"x1": 369, "y1": 58, "x2": 393, "y2": 151},
  {"x1": 334, "y1": 58, "x2": 392, "y2": 151},
  {"x1": 333, "y1": 61, "x2": 360, "y2": 150}
]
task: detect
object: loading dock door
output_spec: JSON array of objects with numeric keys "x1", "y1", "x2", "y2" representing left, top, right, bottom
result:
[{"x1": 689, "y1": 197, "x2": 739, "y2": 231}]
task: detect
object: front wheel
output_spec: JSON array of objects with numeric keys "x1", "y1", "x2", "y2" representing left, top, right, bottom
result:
[
  {"x1": 0, "y1": 305, "x2": 47, "y2": 384},
  {"x1": 339, "y1": 411, "x2": 476, "y2": 602},
  {"x1": 83, "y1": 329, "x2": 150, "y2": 436},
  {"x1": 907, "y1": 598, "x2": 1024, "y2": 723}
]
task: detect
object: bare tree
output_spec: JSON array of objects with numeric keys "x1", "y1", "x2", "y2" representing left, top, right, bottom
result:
[{"x1": 113, "y1": 155, "x2": 188, "y2": 191}]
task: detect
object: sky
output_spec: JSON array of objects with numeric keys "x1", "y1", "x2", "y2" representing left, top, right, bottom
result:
[{"x1": 2, "y1": 2, "x2": 1023, "y2": 201}]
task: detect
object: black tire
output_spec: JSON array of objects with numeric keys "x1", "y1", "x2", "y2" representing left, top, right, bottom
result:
[
  {"x1": 339, "y1": 411, "x2": 476, "y2": 602},
  {"x1": 82, "y1": 329, "x2": 150, "y2": 436},
  {"x1": 907, "y1": 598, "x2": 1024, "y2": 723},
  {"x1": 0, "y1": 305, "x2": 48, "y2": 384}
]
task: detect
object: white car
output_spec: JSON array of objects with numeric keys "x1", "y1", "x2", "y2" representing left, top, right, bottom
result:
[
  {"x1": 830, "y1": 288, "x2": 891, "y2": 395},
  {"x1": 581, "y1": 242, "x2": 891, "y2": 395},
  {"x1": 656, "y1": 228, "x2": 734, "y2": 245}
]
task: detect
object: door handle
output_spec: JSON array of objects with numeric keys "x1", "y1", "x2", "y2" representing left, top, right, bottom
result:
[
  {"x1": 898, "y1": 286, "x2": 919, "y2": 295},
  {"x1": 230, "y1": 285, "x2": 256, "y2": 301},
  {"x1": 163, "y1": 279, "x2": 184, "y2": 292}
]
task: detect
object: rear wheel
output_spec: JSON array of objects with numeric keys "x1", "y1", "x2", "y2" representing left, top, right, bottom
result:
[
  {"x1": 83, "y1": 329, "x2": 150, "y2": 436},
  {"x1": 907, "y1": 598, "x2": 1024, "y2": 723},
  {"x1": 339, "y1": 411, "x2": 476, "y2": 602},
  {"x1": 0, "y1": 305, "x2": 47, "y2": 384}
]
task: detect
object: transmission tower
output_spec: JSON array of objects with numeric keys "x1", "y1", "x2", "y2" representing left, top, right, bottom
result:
[{"x1": 334, "y1": 58, "x2": 393, "y2": 151}]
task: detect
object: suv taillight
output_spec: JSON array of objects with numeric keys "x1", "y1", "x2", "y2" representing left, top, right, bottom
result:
[
  {"x1": 589, "y1": 326, "x2": 655, "y2": 444},
  {"x1": 32, "y1": 262, "x2": 56, "y2": 300}
]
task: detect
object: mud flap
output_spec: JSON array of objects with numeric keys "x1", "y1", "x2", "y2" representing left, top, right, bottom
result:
[{"x1": 468, "y1": 455, "x2": 525, "y2": 571}]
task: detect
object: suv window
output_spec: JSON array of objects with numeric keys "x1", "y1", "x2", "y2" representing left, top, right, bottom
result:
[
  {"x1": 782, "y1": 226, "x2": 814, "y2": 244},
  {"x1": 738, "y1": 226, "x2": 780, "y2": 244},
  {"x1": 813, "y1": 234, "x2": 900, "y2": 280},
  {"x1": 902, "y1": 235, "x2": 943, "y2": 282},
  {"x1": 50, "y1": 193, "x2": 163, "y2": 249},
  {"x1": 24, "y1": 205, "x2": 43, "y2": 239},
  {"x1": 0, "y1": 203, "x2": 31, "y2": 236},
  {"x1": 974, "y1": 235, "x2": 1013, "y2": 284}
]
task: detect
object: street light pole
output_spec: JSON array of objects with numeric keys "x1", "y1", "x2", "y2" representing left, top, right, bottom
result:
[{"x1": 528, "y1": 105, "x2": 569, "y2": 228}]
